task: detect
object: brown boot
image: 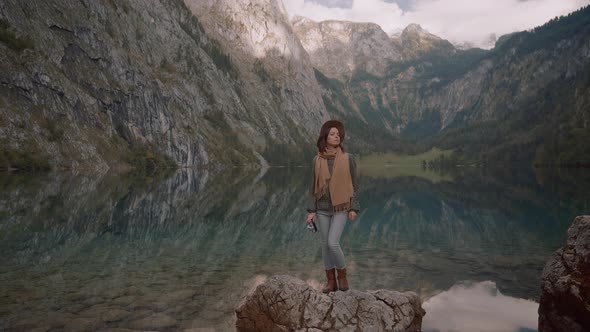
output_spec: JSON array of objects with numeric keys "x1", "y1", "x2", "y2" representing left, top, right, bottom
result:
[
  {"x1": 322, "y1": 268, "x2": 337, "y2": 293},
  {"x1": 336, "y1": 268, "x2": 349, "y2": 291}
]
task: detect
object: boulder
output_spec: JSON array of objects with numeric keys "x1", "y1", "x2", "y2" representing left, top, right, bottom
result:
[
  {"x1": 235, "y1": 275, "x2": 425, "y2": 332},
  {"x1": 539, "y1": 215, "x2": 590, "y2": 331}
]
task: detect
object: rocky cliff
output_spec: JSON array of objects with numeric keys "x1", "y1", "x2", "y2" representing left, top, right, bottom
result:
[
  {"x1": 0, "y1": 0, "x2": 328, "y2": 171},
  {"x1": 183, "y1": 0, "x2": 329, "y2": 151},
  {"x1": 292, "y1": 16, "x2": 403, "y2": 81},
  {"x1": 292, "y1": 18, "x2": 453, "y2": 81},
  {"x1": 539, "y1": 215, "x2": 590, "y2": 332}
]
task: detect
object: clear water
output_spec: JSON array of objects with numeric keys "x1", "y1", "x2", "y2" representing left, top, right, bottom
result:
[{"x1": 0, "y1": 166, "x2": 587, "y2": 331}]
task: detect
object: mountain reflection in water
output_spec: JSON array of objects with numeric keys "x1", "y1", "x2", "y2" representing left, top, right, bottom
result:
[{"x1": 0, "y1": 165, "x2": 587, "y2": 331}]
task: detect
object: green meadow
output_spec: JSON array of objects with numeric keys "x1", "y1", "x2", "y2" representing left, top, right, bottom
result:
[
  {"x1": 358, "y1": 148, "x2": 454, "y2": 182},
  {"x1": 358, "y1": 148, "x2": 453, "y2": 166}
]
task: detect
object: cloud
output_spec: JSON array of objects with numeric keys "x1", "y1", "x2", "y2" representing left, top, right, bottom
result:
[
  {"x1": 307, "y1": 0, "x2": 353, "y2": 7},
  {"x1": 285, "y1": 0, "x2": 404, "y2": 29},
  {"x1": 422, "y1": 281, "x2": 538, "y2": 332},
  {"x1": 283, "y1": 0, "x2": 589, "y2": 48}
]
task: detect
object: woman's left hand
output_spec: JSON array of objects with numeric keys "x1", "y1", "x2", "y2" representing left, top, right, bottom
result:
[{"x1": 348, "y1": 211, "x2": 357, "y2": 221}]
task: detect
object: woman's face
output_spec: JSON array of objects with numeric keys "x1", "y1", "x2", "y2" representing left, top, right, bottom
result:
[{"x1": 326, "y1": 127, "x2": 340, "y2": 148}]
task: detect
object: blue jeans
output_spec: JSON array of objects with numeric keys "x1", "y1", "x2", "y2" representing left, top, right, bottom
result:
[{"x1": 316, "y1": 210, "x2": 347, "y2": 270}]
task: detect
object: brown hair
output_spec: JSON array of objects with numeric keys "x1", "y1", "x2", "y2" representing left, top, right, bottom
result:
[{"x1": 316, "y1": 120, "x2": 346, "y2": 153}]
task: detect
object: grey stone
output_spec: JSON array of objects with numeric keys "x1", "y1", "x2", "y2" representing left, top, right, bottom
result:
[
  {"x1": 160, "y1": 289, "x2": 196, "y2": 303},
  {"x1": 63, "y1": 317, "x2": 102, "y2": 332},
  {"x1": 101, "y1": 308, "x2": 130, "y2": 323},
  {"x1": 539, "y1": 215, "x2": 590, "y2": 332},
  {"x1": 99, "y1": 329, "x2": 156, "y2": 332},
  {"x1": 127, "y1": 312, "x2": 177, "y2": 330},
  {"x1": 112, "y1": 295, "x2": 136, "y2": 306},
  {"x1": 127, "y1": 309, "x2": 155, "y2": 321},
  {"x1": 84, "y1": 296, "x2": 105, "y2": 306},
  {"x1": 29, "y1": 328, "x2": 51, "y2": 332},
  {"x1": 235, "y1": 275, "x2": 425, "y2": 332},
  {"x1": 148, "y1": 301, "x2": 169, "y2": 312}
]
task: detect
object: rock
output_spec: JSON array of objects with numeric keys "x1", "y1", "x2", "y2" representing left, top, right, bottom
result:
[
  {"x1": 235, "y1": 275, "x2": 425, "y2": 332},
  {"x1": 101, "y1": 308, "x2": 130, "y2": 323},
  {"x1": 100, "y1": 329, "x2": 154, "y2": 332},
  {"x1": 148, "y1": 301, "x2": 169, "y2": 312},
  {"x1": 83, "y1": 296, "x2": 105, "y2": 306},
  {"x1": 127, "y1": 312, "x2": 177, "y2": 330},
  {"x1": 62, "y1": 317, "x2": 102, "y2": 332},
  {"x1": 77, "y1": 303, "x2": 129, "y2": 322},
  {"x1": 112, "y1": 295, "x2": 136, "y2": 306},
  {"x1": 539, "y1": 215, "x2": 590, "y2": 332},
  {"x1": 127, "y1": 308, "x2": 154, "y2": 321},
  {"x1": 28, "y1": 328, "x2": 51, "y2": 332},
  {"x1": 161, "y1": 289, "x2": 196, "y2": 303}
]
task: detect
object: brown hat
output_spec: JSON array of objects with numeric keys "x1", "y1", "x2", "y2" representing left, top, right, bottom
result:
[
  {"x1": 319, "y1": 120, "x2": 345, "y2": 142},
  {"x1": 316, "y1": 120, "x2": 346, "y2": 153}
]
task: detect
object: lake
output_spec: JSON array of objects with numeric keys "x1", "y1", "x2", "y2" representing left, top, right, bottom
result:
[{"x1": 0, "y1": 165, "x2": 587, "y2": 331}]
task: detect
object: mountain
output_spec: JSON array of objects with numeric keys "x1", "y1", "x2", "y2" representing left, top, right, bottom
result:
[
  {"x1": 1, "y1": 0, "x2": 588, "y2": 170},
  {"x1": 293, "y1": 19, "x2": 475, "y2": 151},
  {"x1": 292, "y1": 16, "x2": 403, "y2": 80},
  {"x1": 426, "y1": 6, "x2": 590, "y2": 164},
  {"x1": 292, "y1": 19, "x2": 461, "y2": 153},
  {"x1": 292, "y1": 19, "x2": 453, "y2": 81},
  {"x1": 295, "y1": 6, "x2": 590, "y2": 163},
  {"x1": 183, "y1": 0, "x2": 329, "y2": 161},
  {"x1": 395, "y1": 23, "x2": 455, "y2": 59},
  {"x1": 293, "y1": 18, "x2": 492, "y2": 140},
  {"x1": 0, "y1": 0, "x2": 328, "y2": 171}
]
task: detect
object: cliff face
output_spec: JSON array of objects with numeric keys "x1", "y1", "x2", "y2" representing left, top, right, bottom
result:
[
  {"x1": 0, "y1": 0, "x2": 328, "y2": 170},
  {"x1": 396, "y1": 23, "x2": 455, "y2": 59},
  {"x1": 292, "y1": 19, "x2": 454, "y2": 81},
  {"x1": 183, "y1": 0, "x2": 328, "y2": 144},
  {"x1": 292, "y1": 16, "x2": 404, "y2": 80},
  {"x1": 539, "y1": 215, "x2": 590, "y2": 332}
]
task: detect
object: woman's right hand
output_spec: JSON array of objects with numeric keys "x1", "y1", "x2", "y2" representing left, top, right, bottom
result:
[{"x1": 307, "y1": 212, "x2": 316, "y2": 224}]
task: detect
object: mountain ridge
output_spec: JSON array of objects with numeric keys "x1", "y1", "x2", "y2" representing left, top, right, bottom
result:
[
  {"x1": 299, "y1": 5, "x2": 590, "y2": 163},
  {"x1": 1, "y1": 1, "x2": 588, "y2": 170}
]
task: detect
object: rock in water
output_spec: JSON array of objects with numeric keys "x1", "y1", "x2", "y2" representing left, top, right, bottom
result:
[
  {"x1": 539, "y1": 215, "x2": 590, "y2": 332},
  {"x1": 235, "y1": 275, "x2": 425, "y2": 332}
]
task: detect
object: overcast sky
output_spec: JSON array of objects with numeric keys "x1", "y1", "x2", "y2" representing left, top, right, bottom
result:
[{"x1": 283, "y1": 0, "x2": 589, "y2": 48}]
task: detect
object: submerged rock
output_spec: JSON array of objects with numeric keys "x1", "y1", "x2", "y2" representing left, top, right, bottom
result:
[
  {"x1": 235, "y1": 275, "x2": 424, "y2": 332},
  {"x1": 539, "y1": 215, "x2": 590, "y2": 332}
]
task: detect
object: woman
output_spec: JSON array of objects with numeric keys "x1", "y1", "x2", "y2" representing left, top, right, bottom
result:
[{"x1": 306, "y1": 120, "x2": 360, "y2": 293}]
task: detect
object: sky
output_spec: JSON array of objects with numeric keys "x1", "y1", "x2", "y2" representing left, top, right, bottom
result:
[{"x1": 283, "y1": 0, "x2": 590, "y2": 49}]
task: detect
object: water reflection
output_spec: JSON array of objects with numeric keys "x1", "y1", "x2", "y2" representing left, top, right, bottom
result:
[
  {"x1": 0, "y1": 166, "x2": 588, "y2": 331},
  {"x1": 423, "y1": 281, "x2": 538, "y2": 332}
]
